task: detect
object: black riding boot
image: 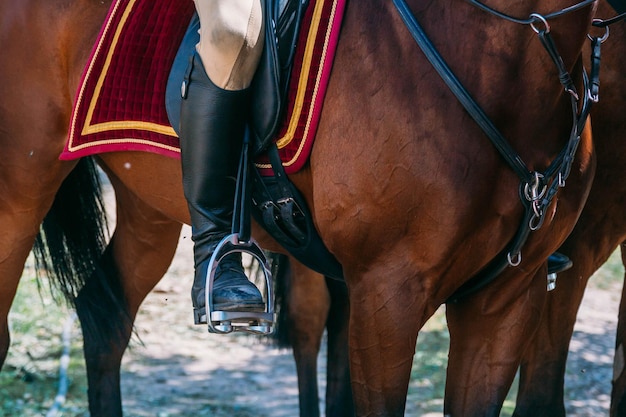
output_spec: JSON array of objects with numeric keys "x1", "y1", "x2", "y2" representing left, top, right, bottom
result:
[{"x1": 179, "y1": 52, "x2": 264, "y2": 325}]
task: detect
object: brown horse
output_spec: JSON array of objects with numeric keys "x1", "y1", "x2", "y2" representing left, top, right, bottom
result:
[
  {"x1": 514, "y1": 2, "x2": 626, "y2": 416},
  {"x1": 0, "y1": 0, "x2": 599, "y2": 416}
]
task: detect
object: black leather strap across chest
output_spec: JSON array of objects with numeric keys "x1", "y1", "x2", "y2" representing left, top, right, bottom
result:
[{"x1": 392, "y1": 0, "x2": 599, "y2": 301}]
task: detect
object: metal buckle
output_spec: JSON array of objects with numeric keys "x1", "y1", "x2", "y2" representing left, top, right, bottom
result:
[{"x1": 547, "y1": 272, "x2": 557, "y2": 291}]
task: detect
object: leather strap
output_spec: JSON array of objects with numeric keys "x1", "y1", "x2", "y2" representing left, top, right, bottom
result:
[
  {"x1": 393, "y1": 0, "x2": 533, "y2": 182},
  {"x1": 392, "y1": 0, "x2": 595, "y2": 301},
  {"x1": 466, "y1": 0, "x2": 596, "y2": 25}
]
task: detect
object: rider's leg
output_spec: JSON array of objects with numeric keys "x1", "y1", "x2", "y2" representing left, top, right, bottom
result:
[{"x1": 180, "y1": 0, "x2": 264, "y2": 324}]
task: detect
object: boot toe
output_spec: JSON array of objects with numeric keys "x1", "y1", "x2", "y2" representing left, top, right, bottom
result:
[{"x1": 213, "y1": 283, "x2": 265, "y2": 311}]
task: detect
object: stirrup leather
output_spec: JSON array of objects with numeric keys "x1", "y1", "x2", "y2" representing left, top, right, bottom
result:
[{"x1": 202, "y1": 233, "x2": 275, "y2": 334}]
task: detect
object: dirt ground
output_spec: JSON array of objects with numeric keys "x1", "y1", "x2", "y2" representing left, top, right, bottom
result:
[
  {"x1": 111, "y1": 223, "x2": 619, "y2": 417},
  {"x1": 119, "y1": 229, "x2": 304, "y2": 417},
  {"x1": 120, "y1": 226, "x2": 323, "y2": 417}
]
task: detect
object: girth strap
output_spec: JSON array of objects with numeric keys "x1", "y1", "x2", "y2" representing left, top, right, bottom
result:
[{"x1": 393, "y1": 0, "x2": 532, "y2": 183}]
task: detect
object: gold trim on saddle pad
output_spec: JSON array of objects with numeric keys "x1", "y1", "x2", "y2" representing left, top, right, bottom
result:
[{"x1": 81, "y1": 0, "x2": 177, "y2": 138}]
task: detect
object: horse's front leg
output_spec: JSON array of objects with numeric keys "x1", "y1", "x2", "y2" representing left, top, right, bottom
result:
[
  {"x1": 76, "y1": 173, "x2": 182, "y2": 417},
  {"x1": 347, "y1": 264, "x2": 433, "y2": 417},
  {"x1": 513, "y1": 272, "x2": 587, "y2": 417},
  {"x1": 445, "y1": 265, "x2": 547, "y2": 417},
  {"x1": 514, "y1": 246, "x2": 611, "y2": 417}
]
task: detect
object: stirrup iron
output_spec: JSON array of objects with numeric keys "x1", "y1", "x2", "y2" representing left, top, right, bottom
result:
[{"x1": 203, "y1": 233, "x2": 275, "y2": 334}]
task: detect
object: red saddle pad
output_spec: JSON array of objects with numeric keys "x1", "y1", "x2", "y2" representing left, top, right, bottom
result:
[{"x1": 62, "y1": 0, "x2": 346, "y2": 176}]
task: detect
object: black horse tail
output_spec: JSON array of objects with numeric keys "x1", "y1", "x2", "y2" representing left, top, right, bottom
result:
[{"x1": 32, "y1": 157, "x2": 128, "y2": 344}]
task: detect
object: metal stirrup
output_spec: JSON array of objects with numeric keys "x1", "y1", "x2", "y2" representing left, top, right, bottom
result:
[{"x1": 204, "y1": 234, "x2": 275, "y2": 334}]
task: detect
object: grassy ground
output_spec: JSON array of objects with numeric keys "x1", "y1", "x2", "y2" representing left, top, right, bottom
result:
[
  {"x1": 0, "y1": 261, "x2": 89, "y2": 417},
  {"x1": 0, "y1": 249, "x2": 623, "y2": 416}
]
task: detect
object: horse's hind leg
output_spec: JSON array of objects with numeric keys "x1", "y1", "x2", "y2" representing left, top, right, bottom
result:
[
  {"x1": 0, "y1": 217, "x2": 47, "y2": 367},
  {"x1": 76, "y1": 174, "x2": 182, "y2": 417},
  {"x1": 278, "y1": 256, "x2": 353, "y2": 417},
  {"x1": 0, "y1": 125, "x2": 78, "y2": 370},
  {"x1": 286, "y1": 259, "x2": 330, "y2": 417}
]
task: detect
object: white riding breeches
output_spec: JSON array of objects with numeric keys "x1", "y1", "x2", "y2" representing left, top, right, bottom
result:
[{"x1": 192, "y1": 0, "x2": 264, "y2": 91}]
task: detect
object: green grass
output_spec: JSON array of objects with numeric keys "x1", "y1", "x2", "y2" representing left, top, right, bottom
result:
[
  {"x1": 1, "y1": 266, "x2": 88, "y2": 417},
  {"x1": 590, "y1": 249, "x2": 624, "y2": 291}
]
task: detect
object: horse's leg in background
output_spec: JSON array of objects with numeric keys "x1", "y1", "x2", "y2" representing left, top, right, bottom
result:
[
  {"x1": 76, "y1": 164, "x2": 182, "y2": 417},
  {"x1": 285, "y1": 258, "x2": 352, "y2": 417},
  {"x1": 514, "y1": 224, "x2": 623, "y2": 417},
  {"x1": 285, "y1": 259, "x2": 330, "y2": 417},
  {"x1": 323, "y1": 276, "x2": 354, "y2": 417},
  {"x1": 445, "y1": 265, "x2": 547, "y2": 417},
  {"x1": 611, "y1": 242, "x2": 626, "y2": 416}
]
